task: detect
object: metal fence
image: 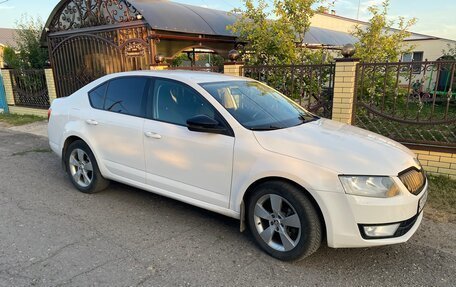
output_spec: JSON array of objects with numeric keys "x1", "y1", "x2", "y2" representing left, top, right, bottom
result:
[
  {"x1": 10, "y1": 69, "x2": 50, "y2": 109},
  {"x1": 167, "y1": 66, "x2": 224, "y2": 73},
  {"x1": 354, "y1": 60, "x2": 456, "y2": 150},
  {"x1": 242, "y1": 64, "x2": 336, "y2": 118}
]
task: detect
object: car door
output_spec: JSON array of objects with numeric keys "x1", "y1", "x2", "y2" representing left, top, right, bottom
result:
[
  {"x1": 84, "y1": 76, "x2": 149, "y2": 183},
  {"x1": 143, "y1": 78, "x2": 235, "y2": 208}
]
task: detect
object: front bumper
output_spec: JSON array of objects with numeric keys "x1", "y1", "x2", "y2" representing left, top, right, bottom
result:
[{"x1": 317, "y1": 177, "x2": 428, "y2": 248}]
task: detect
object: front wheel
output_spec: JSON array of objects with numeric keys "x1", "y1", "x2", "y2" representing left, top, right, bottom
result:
[
  {"x1": 247, "y1": 181, "x2": 322, "y2": 261},
  {"x1": 65, "y1": 140, "x2": 109, "y2": 193}
]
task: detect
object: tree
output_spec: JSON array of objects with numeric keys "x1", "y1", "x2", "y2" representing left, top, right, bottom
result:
[
  {"x1": 351, "y1": 0, "x2": 416, "y2": 63},
  {"x1": 4, "y1": 15, "x2": 48, "y2": 69},
  {"x1": 228, "y1": 0, "x2": 321, "y2": 65},
  {"x1": 442, "y1": 44, "x2": 456, "y2": 59}
]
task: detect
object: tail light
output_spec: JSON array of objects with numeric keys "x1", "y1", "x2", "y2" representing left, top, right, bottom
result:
[{"x1": 48, "y1": 108, "x2": 52, "y2": 121}]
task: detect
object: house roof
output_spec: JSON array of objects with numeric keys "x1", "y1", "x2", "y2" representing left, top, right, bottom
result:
[
  {"x1": 314, "y1": 12, "x2": 456, "y2": 42},
  {"x1": 0, "y1": 28, "x2": 17, "y2": 47}
]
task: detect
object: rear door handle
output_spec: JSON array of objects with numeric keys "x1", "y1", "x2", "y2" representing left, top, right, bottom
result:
[
  {"x1": 144, "y1": 131, "x2": 162, "y2": 139},
  {"x1": 86, "y1": 119, "x2": 98, "y2": 125}
]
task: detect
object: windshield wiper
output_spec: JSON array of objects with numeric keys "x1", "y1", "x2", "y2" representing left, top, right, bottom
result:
[{"x1": 250, "y1": 125, "x2": 283, "y2": 131}]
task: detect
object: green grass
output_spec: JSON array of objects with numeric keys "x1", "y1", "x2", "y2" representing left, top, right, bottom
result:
[
  {"x1": 0, "y1": 113, "x2": 46, "y2": 126},
  {"x1": 425, "y1": 175, "x2": 456, "y2": 222}
]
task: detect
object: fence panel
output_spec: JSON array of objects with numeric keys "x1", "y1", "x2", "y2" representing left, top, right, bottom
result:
[
  {"x1": 354, "y1": 60, "x2": 456, "y2": 150},
  {"x1": 242, "y1": 64, "x2": 336, "y2": 118},
  {"x1": 10, "y1": 69, "x2": 50, "y2": 109}
]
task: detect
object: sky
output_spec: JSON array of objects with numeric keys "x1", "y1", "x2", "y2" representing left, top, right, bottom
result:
[{"x1": 0, "y1": 0, "x2": 455, "y2": 40}]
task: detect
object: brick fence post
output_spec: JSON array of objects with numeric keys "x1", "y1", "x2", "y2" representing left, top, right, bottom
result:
[
  {"x1": 224, "y1": 62, "x2": 244, "y2": 77},
  {"x1": 331, "y1": 58, "x2": 359, "y2": 125},
  {"x1": 44, "y1": 68, "x2": 57, "y2": 103},
  {"x1": 1, "y1": 69, "x2": 14, "y2": 106}
]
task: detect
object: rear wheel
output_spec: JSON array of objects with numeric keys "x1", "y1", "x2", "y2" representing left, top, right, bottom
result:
[
  {"x1": 247, "y1": 181, "x2": 322, "y2": 261},
  {"x1": 65, "y1": 140, "x2": 109, "y2": 193}
]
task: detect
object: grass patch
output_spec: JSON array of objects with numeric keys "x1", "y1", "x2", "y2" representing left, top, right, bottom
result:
[
  {"x1": 425, "y1": 175, "x2": 456, "y2": 222},
  {"x1": 12, "y1": 148, "x2": 52, "y2": 156},
  {"x1": 0, "y1": 113, "x2": 46, "y2": 126}
]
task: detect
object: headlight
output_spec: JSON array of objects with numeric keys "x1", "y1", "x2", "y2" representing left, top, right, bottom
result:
[{"x1": 339, "y1": 176, "x2": 400, "y2": 198}]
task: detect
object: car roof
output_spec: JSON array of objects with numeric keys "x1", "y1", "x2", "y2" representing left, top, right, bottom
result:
[{"x1": 102, "y1": 70, "x2": 253, "y2": 85}]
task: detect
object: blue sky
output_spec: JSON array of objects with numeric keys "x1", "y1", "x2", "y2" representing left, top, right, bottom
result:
[{"x1": 0, "y1": 0, "x2": 454, "y2": 40}]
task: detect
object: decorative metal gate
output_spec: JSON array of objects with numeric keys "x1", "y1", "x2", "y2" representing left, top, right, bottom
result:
[
  {"x1": 46, "y1": 0, "x2": 150, "y2": 98},
  {"x1": 354, "y1": 60, "x2": 456, "y2": 150},
  {"x1": 242, "y1": 64, "x2": 336, "y2": 118}
]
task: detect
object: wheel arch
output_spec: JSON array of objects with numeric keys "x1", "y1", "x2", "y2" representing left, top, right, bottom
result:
[
  {"x1": 240, "y1": 176, "x2": 327, "y2": 241},
  {"x1": 61, "y1": 134, "x2": 104, "y2": 176}
]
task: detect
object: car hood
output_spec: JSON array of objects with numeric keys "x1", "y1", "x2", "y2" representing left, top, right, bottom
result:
[{"x1": 253, "y1": 118, "x2": 417, "y2": 175}]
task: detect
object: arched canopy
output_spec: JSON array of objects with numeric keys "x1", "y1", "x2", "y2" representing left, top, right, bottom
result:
[
  {"x1": 44, "y1": 0, "x2": 355, "y2": 46},
  {"x1": 129, "y1": 0, "x2": 237, "y2": 36}
]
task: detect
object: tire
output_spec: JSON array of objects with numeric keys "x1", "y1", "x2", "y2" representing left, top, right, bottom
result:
[
  {"x1": 247, "y1": 181, "x2": 322, "y2": 261},
  {"x1": 65, "y1": 140, "x2": 109, "y2": 194}
]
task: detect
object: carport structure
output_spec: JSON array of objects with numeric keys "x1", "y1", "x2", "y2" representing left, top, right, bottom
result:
[{"x1": 43, "y1": 0, "x2": 238, "y2": 98}]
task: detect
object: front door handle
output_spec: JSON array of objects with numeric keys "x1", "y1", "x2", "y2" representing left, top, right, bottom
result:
[
  {"x1": 144, "y1": 131, "x2": 162, "y2": 139},
  {"x1": 86, "y1": 119, "x2": 98, "y2": 125}
]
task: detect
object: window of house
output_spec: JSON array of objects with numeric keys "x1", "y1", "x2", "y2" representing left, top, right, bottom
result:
[{"x1": 402, "y1": 51, "x2": 424, "y2": 74}]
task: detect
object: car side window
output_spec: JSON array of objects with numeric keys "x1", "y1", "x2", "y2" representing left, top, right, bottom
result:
[
  {"x1": 152, "y1": 79, "x2": 216, "y2": 126},
  {"x1": 104, "y1": 77, "x2": 148, "y2": 117},
  {"x1": 88, "y1": 82, "x2": 107, "y2": 109}
]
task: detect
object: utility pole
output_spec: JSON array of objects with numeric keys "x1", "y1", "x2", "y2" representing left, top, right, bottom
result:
[{"x1": 356, "y1": 0, "x2": 361, "y2": 20}]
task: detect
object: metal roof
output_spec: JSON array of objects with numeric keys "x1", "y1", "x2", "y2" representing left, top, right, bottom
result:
[
  {"x1": 303, "y1": 27, "x2": 357, "y2": 45},
  {"x1": 129, "y1": 0, "x2": 237, "y2": 37},
  {"x1": 129, "y1": 0, "x2": 356, "y2": 45}
]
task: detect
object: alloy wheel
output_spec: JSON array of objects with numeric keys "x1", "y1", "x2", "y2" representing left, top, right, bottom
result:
[{"x1": 253, "y1": 194, "x2": 302, "y2": 252}]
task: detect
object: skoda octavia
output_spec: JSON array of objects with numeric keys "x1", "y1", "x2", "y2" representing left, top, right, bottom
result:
[{"x1": 48, "y1": 71, "x2": 427, "y2": 261}]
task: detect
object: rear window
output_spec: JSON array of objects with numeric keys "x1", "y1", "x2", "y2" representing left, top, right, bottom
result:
[
  {"x1": 88, "y1": 83, "x2": 107, "y2": 109},
  {"x1": 104, "y1": 77, "x2": 148, "y2": 117}
]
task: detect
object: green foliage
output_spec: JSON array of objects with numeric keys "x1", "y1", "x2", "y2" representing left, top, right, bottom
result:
[
  {"x1": 3, "y1": 46, "x2": 21, "y2": 68},
  {"x1": 229, "y1": 0, "x2": 321, "y2": 65},
  {"x1": 4, "y1": 15, "x2": 48, "y2": 69},
  {"x1": 351, "y1": 0, "x2": 416, "y2": 63},
  {"x1": 0, "y1": 113, "x2": 45, "y2": 126},
  {"x1": 170, "y1": 53, "x2": 189, "y2": 67},
  {"x1": 442, "y1": 44, "x2": 456, "y2": 59},
  {"x1": 198, "y1": 53, "x2": 225, "y2": 67}
]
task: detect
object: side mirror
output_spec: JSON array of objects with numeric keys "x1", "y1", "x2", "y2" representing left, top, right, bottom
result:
[{"x1": 187, "y1": 115, "x2": 227, "y2": 134}]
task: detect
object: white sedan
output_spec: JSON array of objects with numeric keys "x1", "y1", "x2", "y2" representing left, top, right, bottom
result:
[{"x1": 48, "y1": 71, "x2": 427, "y2": 261}]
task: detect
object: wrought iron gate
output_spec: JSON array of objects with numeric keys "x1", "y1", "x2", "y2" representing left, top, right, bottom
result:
[{"x1": 48, "y1": 25, "x2": 151, "y2": 98}]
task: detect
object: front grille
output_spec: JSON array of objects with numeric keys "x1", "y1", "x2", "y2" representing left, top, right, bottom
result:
[{"x1": 399, "y1": 168, "x2": 426, "y2": 195}]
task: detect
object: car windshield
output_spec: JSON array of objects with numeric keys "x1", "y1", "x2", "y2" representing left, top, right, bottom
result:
[{"x1": 200, "y1": 80, "x2": 318, "y2": 130}]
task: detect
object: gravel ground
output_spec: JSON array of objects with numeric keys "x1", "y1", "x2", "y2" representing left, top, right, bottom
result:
[{"x1": 0, "y1": 128, "x2": 455, "y2": 287}]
